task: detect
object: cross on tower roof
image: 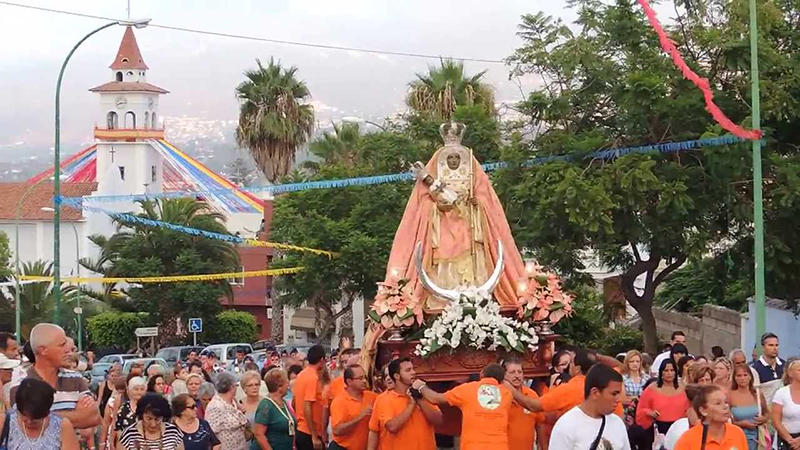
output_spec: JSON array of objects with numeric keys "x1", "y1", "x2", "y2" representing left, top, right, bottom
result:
[{"x1": 110, "y1": 26, "x2": 148, "y2": 70}]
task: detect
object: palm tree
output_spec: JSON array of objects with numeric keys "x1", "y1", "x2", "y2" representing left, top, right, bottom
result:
[
  {"x1": 83, "y1": 198, "x2": 241, "y2": 343},
  {"x1": 235, "y1": 58, "x2": 315, "y2": 183},
  {"x1": 3, "y1": 261, "x2": 101, "y2": 340},
  {"x1": 303, "y1": 122, "x2": 362, "y2": 173},
  {"x1": 407, "y1": 59, "x2": 496, "y2": 120}
]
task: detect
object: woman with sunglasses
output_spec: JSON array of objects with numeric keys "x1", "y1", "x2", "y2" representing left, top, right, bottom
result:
[{"x1": 173, "y1": 394, "x2": 221, "y2": 450}]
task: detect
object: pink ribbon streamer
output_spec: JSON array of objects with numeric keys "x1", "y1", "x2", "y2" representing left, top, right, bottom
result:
[{"x1": 637, "y1": 0, "x2": 761, "y2": 140}]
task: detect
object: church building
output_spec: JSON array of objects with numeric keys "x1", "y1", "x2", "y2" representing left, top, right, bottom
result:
[{"x1": 0, "y1": 26, "x2": 275, "y2": 340}]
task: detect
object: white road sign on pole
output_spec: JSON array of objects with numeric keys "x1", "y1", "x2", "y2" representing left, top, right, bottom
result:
[{"x1": 134, "y1": 327, "x2": 158, "y2": 338}]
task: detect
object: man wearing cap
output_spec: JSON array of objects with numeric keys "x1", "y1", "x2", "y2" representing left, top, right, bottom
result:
[
  {"x1": 229, "y1": 347, "x2": 247, "y2": 375},
  {"x1": 0, "y1": 353, "x2": 21, "y2": 412},
  {"x1": 752, "y1": 332, "x2": 785, "y2": 383}
]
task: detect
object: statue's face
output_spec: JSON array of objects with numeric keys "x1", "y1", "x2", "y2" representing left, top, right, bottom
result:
[{"x1": 446, "y1": 153, "x2": 461, "y2": 170}]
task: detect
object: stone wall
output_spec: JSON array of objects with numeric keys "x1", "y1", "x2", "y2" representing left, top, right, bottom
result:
[{"x1": 653, "y1": 305, "x2": 741, "y2": 356}]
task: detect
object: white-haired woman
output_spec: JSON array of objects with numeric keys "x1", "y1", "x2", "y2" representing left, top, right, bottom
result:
[
  {"x1": 110, "y1": 376, "x2": 147, "y2": 448},
  {"x1": 206, "y1": 371, "x2": 248, "y2": 450},
  {"x1": 239, "y1": 370, "x2": 263, "y2": 434}
]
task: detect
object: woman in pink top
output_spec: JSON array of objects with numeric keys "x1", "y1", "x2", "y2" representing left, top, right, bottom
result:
[{"x1": 636, "y1": 359, "x2": 690, "y2": 435}]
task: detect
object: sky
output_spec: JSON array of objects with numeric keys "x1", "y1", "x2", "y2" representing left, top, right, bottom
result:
[{"x1": 0, "y1": 0, "x2": 670, "y2": 150}]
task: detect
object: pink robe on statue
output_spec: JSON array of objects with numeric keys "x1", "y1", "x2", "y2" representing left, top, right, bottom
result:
[{"x1": 383, "y1": 148, "x2": 527, "y2": 308}]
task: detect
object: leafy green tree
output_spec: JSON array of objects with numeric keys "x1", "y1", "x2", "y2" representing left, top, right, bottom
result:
[
  {"x1": 206, "y1": 310, "x2": 258, "y2": 344},
  {"x1": 85, "y1": 198, "x2": 240, "y2": 341},
  {"x1": 407, "y1": 59, "x2": 495, "y2": 121},
  {"x1": 0, "y1": 232, "x2": 10, "y2": 279},
  {"x1": 496, "y1": 0, "x2": 760, "y2": 353},
  {"x1": 86, "y1": 312, "x2": 148, "y2": 350},
  {"x1": 0, "y1": 232, "x2": 12, "y2": 331},
  {"x1": 235, "y1": 58, "x2": 315, "y2": 182}
]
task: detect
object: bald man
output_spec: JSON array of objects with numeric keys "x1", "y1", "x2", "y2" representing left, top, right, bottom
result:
[{"x1": 9, "y1": 323, "x2": 100, "y2": 429}]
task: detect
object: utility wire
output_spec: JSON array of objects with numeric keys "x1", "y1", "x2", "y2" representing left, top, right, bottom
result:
[{"x1": 0, "y1": 1, "x2": 506, "y2": 64}]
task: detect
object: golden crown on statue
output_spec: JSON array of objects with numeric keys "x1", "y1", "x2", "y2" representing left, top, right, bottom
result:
[{"x1": 439, "y1": 122, "x2": 466, "y2": 145}]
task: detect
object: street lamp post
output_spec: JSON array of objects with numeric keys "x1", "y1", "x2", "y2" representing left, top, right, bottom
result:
[
  {"x1": 52, "y1": 18, "x2": 151, "y2": 325},
  {"x1": 42, "y1": 207, "x2": 82, "y2": 351},
  {"x1": 14, "y1": 176, "x2": 54, "y2": 341},
  {"x1": 749, "y1": 0, "x2": 766, "y2": 342}
]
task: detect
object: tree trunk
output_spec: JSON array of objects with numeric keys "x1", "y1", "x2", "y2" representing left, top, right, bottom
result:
[
  {"x1": 632, "y1": 298, "x2": 659, "y2": 355},
  {"x1": 271, "y1": 301, "x2": 284, "y2": 345}
]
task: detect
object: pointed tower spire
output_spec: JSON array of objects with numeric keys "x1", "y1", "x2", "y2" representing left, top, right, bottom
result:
[{"x1": 110, "y1": 26, "x2": 148, "y2": 70}]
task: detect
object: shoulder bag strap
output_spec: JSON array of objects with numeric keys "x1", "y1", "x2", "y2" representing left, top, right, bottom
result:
[
  {"x1": 700, "y1": 424, "x2": 709, "y2": 450},
  {"x1": 589, "y1": 415, "x2": 606, "y2": 450}
]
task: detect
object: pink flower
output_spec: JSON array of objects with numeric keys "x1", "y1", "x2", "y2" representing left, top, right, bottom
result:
[
  {"x1": 534, "y1": 308, "x2": 550, "y2": 321},
  {"x1": 380, "y1": 315, "x2": 393, "y2": 329}
]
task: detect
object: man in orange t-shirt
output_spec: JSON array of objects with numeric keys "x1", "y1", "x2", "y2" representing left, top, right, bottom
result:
[
  {"x1": 368, "y1": 358, "x2": 442, "y2": 450},
  {"x1": 414, "y1": 363, "x2": 512, "y2": 450},
  {"x1": 504, "y1": 358, "x2": 544, "y2": 450},
  {"x1": 292, "y1": 344, "x2": 327, "y2": 450},
  {"x1": 330, "y1": 364, "x2": 377, "y2": 450},
  {"x1": 508, "y1": 349, "x2": 624, "y2": 419},
  {"x1": 322, "y1": 349, "x2": 361, "y2": 433}
]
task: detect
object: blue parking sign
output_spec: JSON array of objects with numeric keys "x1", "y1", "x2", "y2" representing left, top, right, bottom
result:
[{"x1": 189, "y1": 318, "x2": 202, "y2": 333}]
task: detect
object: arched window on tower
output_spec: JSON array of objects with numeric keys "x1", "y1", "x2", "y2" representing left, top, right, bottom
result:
[
  {"x1": 124, "y1": 111, "x2": 136, "y2": 129},
  {"x1": 115, "y1": 72, "x2": 123, "y2": 82},
  {"x1": 144, "y1": 112, "x2": 150, "y2": 129},
  {"x1": 106, "y1": 111, "x2": 118, "y2": 129},
  {"x1": 151, "y1": 113, "x2": 157, "y2": 129}
]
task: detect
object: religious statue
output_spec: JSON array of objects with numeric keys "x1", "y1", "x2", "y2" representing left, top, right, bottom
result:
[{"x1": 381, "y1": 122, "x2": 527, "y2": 309}]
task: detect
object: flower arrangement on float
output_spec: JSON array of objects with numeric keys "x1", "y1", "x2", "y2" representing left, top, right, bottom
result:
[
  {"x1": 414, "y1": 286, "x2": 539, "y2": 357},
  {"x1": 516, "y1": 262, "x2": 574, "y2": 325},
  {"x1": 368, "y1": 279, "x2": 424, "y2": 329}
]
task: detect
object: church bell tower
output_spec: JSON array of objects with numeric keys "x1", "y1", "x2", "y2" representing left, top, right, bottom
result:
[{"x1": 88, "y1": 26, "x2": 168, "y2": 196}]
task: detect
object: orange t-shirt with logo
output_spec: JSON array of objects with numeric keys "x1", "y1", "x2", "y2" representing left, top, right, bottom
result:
[
  {"x1": 325, "y1": 376, "x2": 346, "y2": 407},
  {"x1": 293, "y1": 366, "x2": 324, "y2": 436},
  {"x1": 330, "y1": 390, "x2": 377, "y2": 450},
  {"x1": 674, "y1": 423, "x2": 748, "y2": 450},
  {"x1": 443, "y1": 378, "x2": 512, "y2": 450},
  {"x1": 369, "y1": 389, "x2": 439, "y2": 450},
  {"x1": 539, "y1": 374, "x2": 623, "y2": 418},
  {"x1": 508, "y1": 385, "x2": 543, "y2": 450}
]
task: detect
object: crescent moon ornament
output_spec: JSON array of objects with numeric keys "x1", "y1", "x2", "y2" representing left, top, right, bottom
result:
[{"x1": 414, "y1": 239, "x2": 504, "y2": 302}]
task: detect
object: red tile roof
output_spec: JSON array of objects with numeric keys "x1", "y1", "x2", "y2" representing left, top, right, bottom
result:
[
  {"x1": 110, "y1": 26, "x2": 148, "y2": 70},
  {"x1": 88, "y1": 81, "x2": 169, "y2": 94},
  {"x1": 0, "y1": 182, "x2": 97, "y2": 221}
]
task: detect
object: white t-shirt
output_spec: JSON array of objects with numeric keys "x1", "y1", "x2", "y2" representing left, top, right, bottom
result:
[
  {"x1": 773, "y1": 385, "x2": 800, "y2": 433},
  {"x1": 550, "y1": 406, "x2": 631, "y2": 450},
  {"x1": 664, "y1": 418, "x2": 690, "y2": 450},
  {"x1": 651, "y1": 351, "x2": 670, "y2": 377}
]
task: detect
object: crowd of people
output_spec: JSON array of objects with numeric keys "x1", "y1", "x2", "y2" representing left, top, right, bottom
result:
[{"x1": 0, "y1": 324, "x2": 798, "y2": 450}]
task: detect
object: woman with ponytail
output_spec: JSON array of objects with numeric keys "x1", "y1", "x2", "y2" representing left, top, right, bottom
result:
[{"x1": 674, "y1": 384, "x2": 747, "y2": 450}]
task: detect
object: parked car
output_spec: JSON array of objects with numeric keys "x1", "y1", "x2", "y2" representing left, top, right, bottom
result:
[
  {"x1": 89, "y1": 362, "x2": 114, "y2": 393},
  {"x1": 122, "y1": 358, "x2": 169, "y2": 376},
  {"x1": 96, "y1": 354, "x2": 138, "y2": 366},
  {"x1": 252, "y1": 340, "x2": 275, "y2": 352},
  {"x1": 275, "y1": 344, "x2": 313, "y2": 356},
  {"x1": 155, "y1": 346, "x2": 204, "y2": 365},
  {"x1": 201, "y1": 343, "x2": 253, "y2": 369}
]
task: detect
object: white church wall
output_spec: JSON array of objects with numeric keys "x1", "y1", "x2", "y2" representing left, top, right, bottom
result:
[
  {"x1": 96, "y1": 142, "x2": 163, "y2": 196},
  {"x1": 0, "y1": 220, "x2": 88, "y2": 279}
]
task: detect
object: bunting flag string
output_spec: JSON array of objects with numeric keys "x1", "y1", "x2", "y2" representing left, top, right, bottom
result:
[
  {"x1": 59, "y1": 135, "x2": 749, "y2": 205},
  {"x1": 79, "y1": 205, "x2": 338, "y2": 258},
  {"x1": 637, "y1": 0, "x2": 761, "y2": 140},
  {"x1": 19, "y1": 266, "x2": 305, "y2": 284}
]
